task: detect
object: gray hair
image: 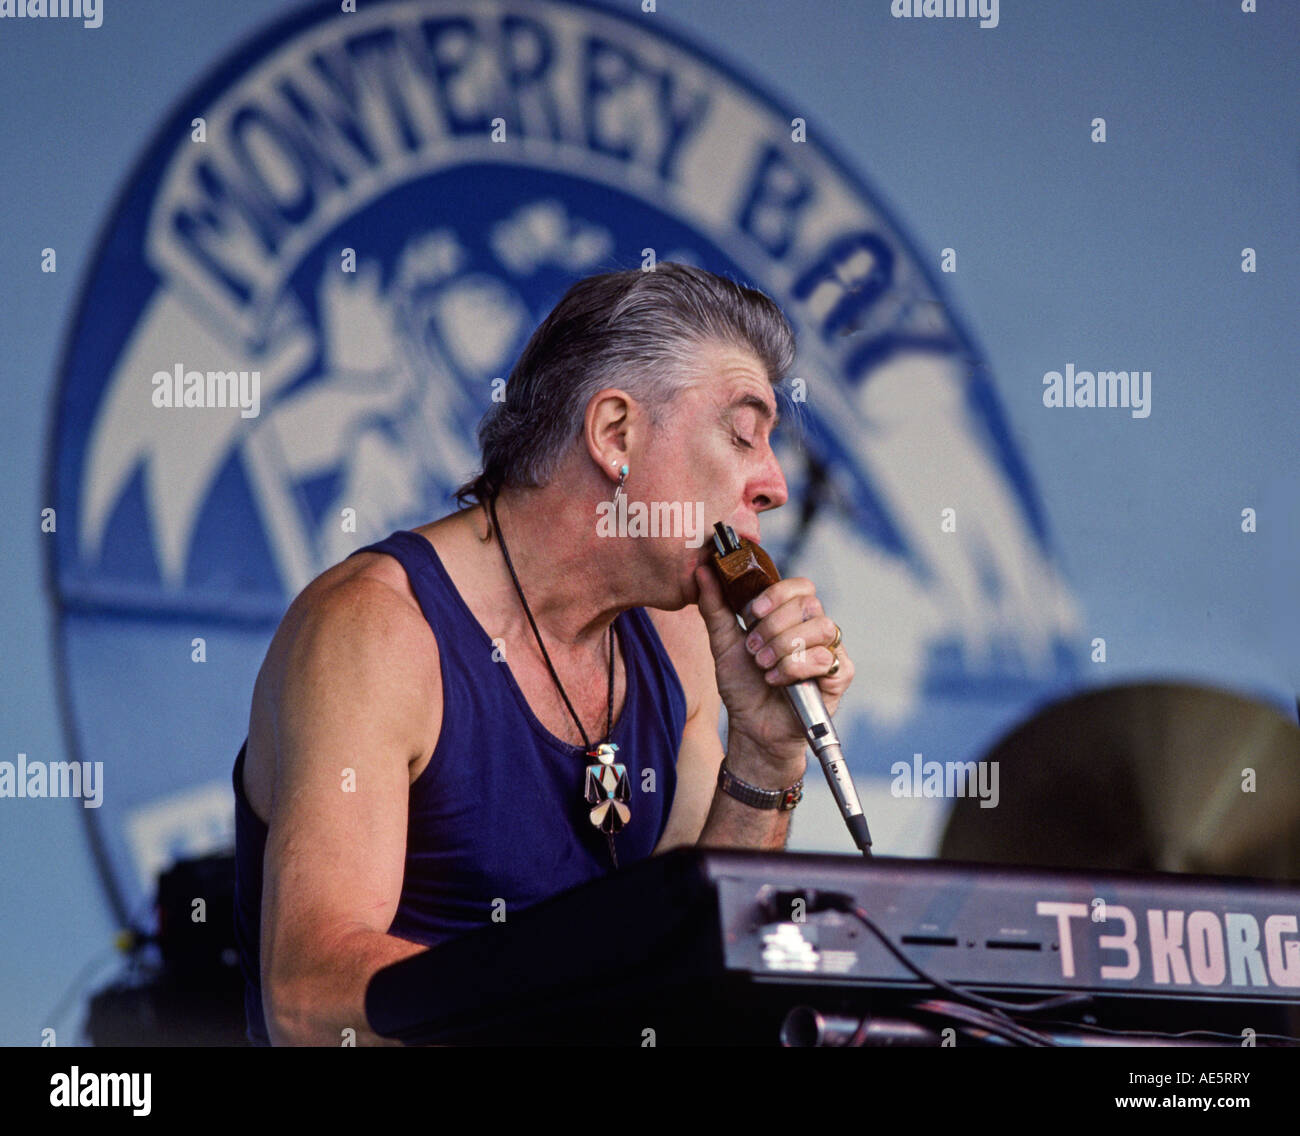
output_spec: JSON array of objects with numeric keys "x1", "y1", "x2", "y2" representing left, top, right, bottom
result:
[{"x1": 453, "y1": 262, "x2": 795, "y2": 507}]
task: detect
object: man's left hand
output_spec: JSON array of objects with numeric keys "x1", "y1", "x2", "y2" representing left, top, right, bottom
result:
[{"x1": 693, "y1": 564, "x2": 854, "y2": 772}]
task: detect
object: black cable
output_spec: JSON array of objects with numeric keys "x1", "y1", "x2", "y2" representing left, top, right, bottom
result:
[
  {"x1": 1033, "y1": 1018, "x2": 1300, "y2": 1047},
  {"x1": 38, "y1": 947, "x2": 122, "y2": 1044},
  {"x1": 836, "y1": 899, "x2": 1089, "y2": 1019},
  {"x1": 37, "y1": 890, "x2": 161, "y2": 1043},
  {"x1": 839, "y1": 997, "x2": 1051, "y2": 1047},
  {"x1": 911, "y1": 998, "x2": 1054, "y2": 1047}
]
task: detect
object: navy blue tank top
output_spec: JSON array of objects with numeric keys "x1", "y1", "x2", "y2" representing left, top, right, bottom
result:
[{"x1": 233, "y1": 529, "x2": 685, "y2": 1044}]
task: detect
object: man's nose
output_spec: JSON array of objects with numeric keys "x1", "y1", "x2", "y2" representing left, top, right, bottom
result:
[{"x1": 751, "y1": 450, "x2": 788, "y2": 512}]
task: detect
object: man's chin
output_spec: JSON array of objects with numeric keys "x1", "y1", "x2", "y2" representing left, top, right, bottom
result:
[
  {"x1": 694, "y1": 539, "x2": 716, "y2": 565},
  {"x1": 674, "y1": 561, "x2": 704, "y2": 611}
]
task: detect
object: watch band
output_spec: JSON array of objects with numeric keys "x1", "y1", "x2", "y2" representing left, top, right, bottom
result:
[{"x1": 717, "y1": 762, "x2": 803, "y2": 811}]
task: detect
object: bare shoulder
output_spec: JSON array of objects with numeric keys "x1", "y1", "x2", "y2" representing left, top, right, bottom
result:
[
  {"x1": 646, "y1": 604, "x2": 718, "y2": 724},
  {"x1": 244, "y1": 541, "x2": 444, "y2": 816},
  {"x1": 270, "y1": 548, "x2": 438, "y2": 693}
]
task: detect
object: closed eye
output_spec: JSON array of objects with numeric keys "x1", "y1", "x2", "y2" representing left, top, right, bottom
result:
[{"x1": 732, "y1": 433, "x2": 754, "y2": 450}]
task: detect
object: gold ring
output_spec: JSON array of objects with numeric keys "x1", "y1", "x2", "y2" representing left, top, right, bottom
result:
[
  {"x1": 829, "y1": 624, "x2": 842, "y2": 652},
  {"x1": 824, "y1": 656, "x2": 840, "y2": 678}
]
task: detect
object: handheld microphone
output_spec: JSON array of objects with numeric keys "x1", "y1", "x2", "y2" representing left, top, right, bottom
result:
[{"x1": 709, "y1": 522, "x2": 873, "y2": 855}]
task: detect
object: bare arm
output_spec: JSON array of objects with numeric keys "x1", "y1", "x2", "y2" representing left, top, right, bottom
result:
[
  {"x1": 697, "y1": 731, "x2": 803, "y2": 850},
  {"x1": 650, "y1": 606, "x2": 803, "y2": 853},
  {"x1": 257, "y1": 574, "x2": 442, "y2": 1046}
]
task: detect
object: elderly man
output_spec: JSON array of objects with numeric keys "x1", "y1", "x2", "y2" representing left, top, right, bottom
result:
[{"x1": 232, "y1": 262, "x2": 855, "y2": 1045}]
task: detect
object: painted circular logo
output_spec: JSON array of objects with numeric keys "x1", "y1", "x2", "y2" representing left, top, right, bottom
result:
[{"x1": 50, "y1": 0, "x2": 1078, "y2": 920}]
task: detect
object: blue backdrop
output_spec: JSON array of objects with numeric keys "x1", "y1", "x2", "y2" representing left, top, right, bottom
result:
[{"x1": 1, "y1": 0, "x2": 1296, "y2": 1045}]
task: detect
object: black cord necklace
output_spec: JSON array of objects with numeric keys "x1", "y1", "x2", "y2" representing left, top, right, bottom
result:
[{"x1": 488, "y1": 493, "x2": 629, "y2": 869}]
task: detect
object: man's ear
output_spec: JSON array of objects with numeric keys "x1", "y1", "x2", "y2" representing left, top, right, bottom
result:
[{"x1": 583, "y1": 388, "x2": 637, "y2": 481}]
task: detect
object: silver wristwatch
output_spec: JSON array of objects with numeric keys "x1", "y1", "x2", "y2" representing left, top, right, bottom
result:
[{"x1": 717, "y1": 762, "x2": 804, "y2": 811}]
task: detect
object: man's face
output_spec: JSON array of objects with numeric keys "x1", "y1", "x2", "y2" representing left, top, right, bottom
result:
[{"x1": 633, "y1": 340, "x2": 789, "y2": 605}]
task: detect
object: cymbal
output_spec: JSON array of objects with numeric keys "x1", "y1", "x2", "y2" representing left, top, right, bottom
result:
[{"x1": 938, "y1": 682, "x2": 1300, "y2": 880}]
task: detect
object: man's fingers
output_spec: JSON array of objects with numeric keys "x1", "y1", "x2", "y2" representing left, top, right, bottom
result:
[
  {"x1": 747, "y1": 615, "x2": 838, "y2": 666},
  {"x1": 741, "y1": 576, "x2": 815, "y2": 623},
  {"x1": 761, "y1": 646, "x2": 833, "y2": 683},
  {"x1": 694, "y1": 564, "x2": 748, "y2": 652}
]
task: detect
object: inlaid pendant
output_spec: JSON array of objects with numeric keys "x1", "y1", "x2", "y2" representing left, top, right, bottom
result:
[{"x1": 584, "y1": 742, "x2": 630, "y2": 834}]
